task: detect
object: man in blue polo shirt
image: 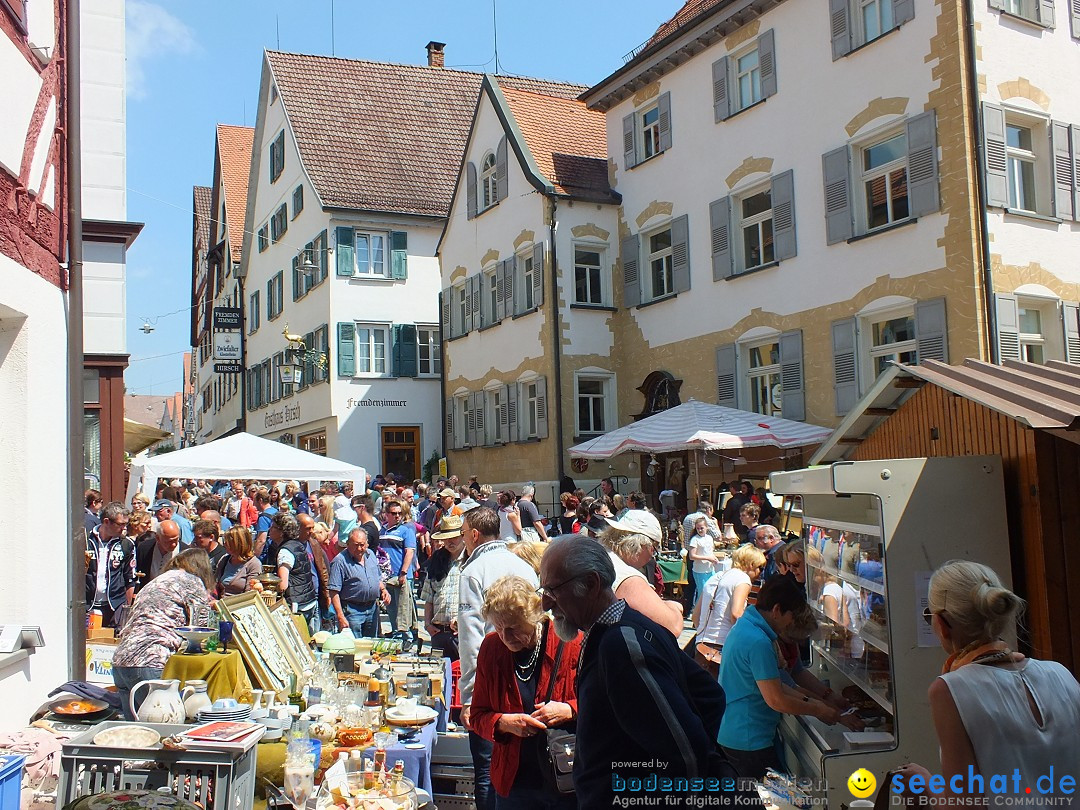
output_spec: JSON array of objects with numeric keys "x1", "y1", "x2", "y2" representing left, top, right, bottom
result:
[
  {"x1": 718, "y1": 576, "x2": 856, "y2": 778},
  {"x1": 379, "y1": 497, "x2": 418, "y2": 640},
  {"x1": 329, "y1": 527, "x2": 390, "y2": 637}
]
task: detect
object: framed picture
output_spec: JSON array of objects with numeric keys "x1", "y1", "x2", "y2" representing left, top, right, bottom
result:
[
  {"x1": 269, "y1": 600, "x2": 315, "y2": 670},
  {"x1": 699, "y1": 485, "x2": 713, "y2": 508},
  {"x1": 218, "y1": 591, "x2": 303, "y2": 697}
]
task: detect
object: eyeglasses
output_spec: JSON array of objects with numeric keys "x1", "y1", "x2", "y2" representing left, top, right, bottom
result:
[
  {"x1": 922, "y1": 606, "x2": 948, "y2": 626},
  {"x1": 537, "y1": 573, "x2": 586, "y2": 600},
  {"x1": 387, "y1": 510, "x2": 403, "y2": 517}
]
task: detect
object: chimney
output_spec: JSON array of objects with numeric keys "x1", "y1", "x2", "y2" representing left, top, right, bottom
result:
[{"x1": 426, "y1": 41, "x2": 446, "y2": 68}]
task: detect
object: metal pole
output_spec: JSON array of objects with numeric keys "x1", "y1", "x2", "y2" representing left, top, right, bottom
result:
[{"x1": 66, "y1": 0, "x2": 87, "y2": 680}]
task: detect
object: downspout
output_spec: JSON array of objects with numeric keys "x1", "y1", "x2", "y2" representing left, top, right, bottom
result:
[
  {"x1": 548, "y1": 197, "x2": 566, "y2": 483},
  {"x1": 237, "y1": 274, "x2": 247, "y2": 433},
  {"x1": 964, "y1": 0, "x2": 998, "y2": 362},
  {"x1": 66, "y1": 0, "x2": 87, "y2": 680},
  {"x1": 438, "y1": 290, "x2": 447, "y2": 467}
]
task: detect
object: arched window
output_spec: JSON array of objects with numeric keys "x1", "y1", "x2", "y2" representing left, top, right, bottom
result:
[{"x1": 481, "y1": 152, "x2": 498, "y2": 209}]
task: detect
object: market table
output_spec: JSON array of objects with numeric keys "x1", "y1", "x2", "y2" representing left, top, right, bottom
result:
[
  {"x1": 657, "y1": 557, "x2": 686, "y2": 584},
  {"x1": 162, "y1": 649, "x2": 252, "y2": 702}
]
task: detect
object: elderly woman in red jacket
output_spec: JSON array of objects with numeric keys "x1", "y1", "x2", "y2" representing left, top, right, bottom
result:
[{"x1": 471, "y1": 575, "x2": 581, "y2": 810}]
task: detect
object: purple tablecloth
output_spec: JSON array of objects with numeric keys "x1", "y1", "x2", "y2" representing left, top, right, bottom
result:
[{"x1": 358, "y1": 720, "x2": 437, "y2": 793}]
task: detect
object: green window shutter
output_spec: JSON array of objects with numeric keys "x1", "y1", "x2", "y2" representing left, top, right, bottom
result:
[
  {"x1": 390, "y1": 230, "x2": 408, "y2": 279},
  {"x1": 336, "y1": 227, "x2": 354, "y2": 276},
  {"x1": 337, "y1": 322, "x2": 356, "y2": 376},
  {"x1": 292, "y1": 255, "x2": 301, "y2": 301},
  {"x1": 318, "y1": 230, "x2": 329, "y2": 282},
  {"x1": 392, "y1": 324, "x2": 418, "y2": 377}
]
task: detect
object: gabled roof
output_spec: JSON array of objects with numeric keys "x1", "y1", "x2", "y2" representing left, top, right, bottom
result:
[
  {"x1": 647, "y1": 0, "x2": 727, "y2": 47},
  {"x1": 216, "y1": 124, "x2": 254, "y2": 262},
  {"x1": 193, "y1": 185, "x2": 212, "y2": 254},
  {"x1": 125, "y1": 395, "x2": 171, "y2": 429},
  {"x1": 499, "y1": 86, "x2": 617, "y2": 203},
  {"x1": 264, "y1": 50, "x2": 586, "y2": 218}
]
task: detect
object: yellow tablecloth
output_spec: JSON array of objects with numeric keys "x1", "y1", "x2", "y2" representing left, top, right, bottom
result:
[{"x1": 162, "y1": 648, "x2": 252, "y2": 702}]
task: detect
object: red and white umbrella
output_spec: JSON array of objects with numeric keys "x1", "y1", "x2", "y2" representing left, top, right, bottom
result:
[{"x1": 568, "y1": 399, "x2": 833, "y2": 460}]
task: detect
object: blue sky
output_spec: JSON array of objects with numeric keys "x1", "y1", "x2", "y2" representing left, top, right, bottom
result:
[{"x1": 123, "y1": 0, "x2": 683, "y2": 395}]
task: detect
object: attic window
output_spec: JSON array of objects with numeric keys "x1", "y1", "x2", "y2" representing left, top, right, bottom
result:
[
  {"x1": 270, "y1": 84, "x2": 279, "y2": 104},
  {"x1": 481, "y1": 153, "x2": 498, "y2": 210}
]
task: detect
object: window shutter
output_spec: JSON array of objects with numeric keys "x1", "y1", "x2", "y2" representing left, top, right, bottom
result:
[
  {"x1": 982, "y1": 103, "x2": 1009, "y2": 208},
  {"x1": 512, "y1": 254, "x2": 524, "y2": 316},
  {"x1": 532, "y1": 243, "x2": 545, "y2": 308},
  {"x1": 266, "y1": 278, "x2": 273, "y2": 319},
  {"x1": 441, "y1": 287, "x2": 451, "y2": 338},
  {"x1": 318, "y1": 230, "x2": 329, "y2": 281},
  {"x1": 470, "y1": 274, "x2": 482, "y2": 329},
  {"x1": 292, "y1": 255, "x2": 301, "y2": 300},
  {"x1": 671, "y1": 214, "x2": 691, "y2": 293},
  {"x1": 535, "y1": 377, "x2": 549, "y2": 439},
  {"x1": 1072, "y1": 125, "x2": 1080, "y2": 222},
  {"x1": 623, "y1": 113, "x2": 637, "y2": 169},
  {"x1": 445, "y1": 398, "x2": 455, "y2": 451},
  {"x1": 392, "y1": 324, "x2": 418, "y2": 377},
  {"x1": 1051, "y1": 121, "x2": 1074, "y2": 221},
  {"x1": 463, "y1": 278, "x2": 475, "y2": 333},
  {"x1": 906, "y1": 110, "x2": 940, "y2": 217},
  {"x1": 390, "y1": 230, "x2": 408, "y2": 279},
  {"x1": 915, "y1": 297, "x2": 949, "y2": 364},
  {"x1": 482, "y1": 390, "x2": 495, "y2": 446},
  {"x1": 473, "y1": 391, "x2": 487, "y2": 446},
  {"x1": 893, "y1": 0, "x2": 915, "y2": 26},
  {"x1": 830, "y1": 0, "x2": 851, "y2": 59},
  {"x1": 831, "y1": 317, "x2": 859, "y2": 416},
  {"x1": 771, "y1": 170, "x2": 797, "y2": 261},
  {"x1": 479, "y1": 273, "x2": 491, "y2": 327},
  {"x1": 1038, "y1": 0, "x2": 1056, "y2": 27},
  {"x1": 715, "y1": 344, "x2": 737, "y2": 408},
  {"x1": 495, "y1": 136, "x2": 509, "y2": 202},
  {"x1": 994, "y1": 293, "x2": 1021, "y2": 362},
  {"x1": 712, "y1": 57, "x2": 730, "y2": 122},
  {"x1": 622, "y1": 233, "x2": 641, "y2": 308},
  {"x1": 1062, "y1": 301, "x2": 1080, "y2": 363},
  {"x1": 503, "y1": 258, "x2": 515, "y2": 316},
  {"x1": 657, "y1": 92, "x2": 673, "y2": 153},
  {"x1": 709, "y1": 196, "x2": 732, "y2": 280},
  {"x1": 495, "y1": 263, "x2": 506, "y2": 322},
  {"x1": 336, "y1": 227, "x2": 354, "y2": 276},
  {"x1": 822, "y1": 146, "x2": 853, "y2": 244},
  {"x1": 466, "y1": 162, "x2": 478, "y2": 220},
  {"x1": 498, "y1": 387, "x2": 509, "y2": 443},
  {"x1": 779, "y1": 330, "x2": 805, "y2": 421},
  {"x1": 1072, "y1": 0, "x2": 1080, "y2": 37},
  {"x1": 337, "y1": 323, "x2": 355, "y2": 377},
  {"x1": 505, "y1": 382, "x2": 519, "y2": 442},
  {"x1": 758, "y1": 30, "x2": 777, "y2": 100}
]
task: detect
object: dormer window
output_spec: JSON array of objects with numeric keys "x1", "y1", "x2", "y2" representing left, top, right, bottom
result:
[{"x1": 481, "y1": 152, "x2": 498, "y2": 210}]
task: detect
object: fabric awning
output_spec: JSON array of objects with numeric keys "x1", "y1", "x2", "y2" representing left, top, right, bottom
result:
[{"x1": 124, "y1": 418, "x2": 171, "y2": 455}]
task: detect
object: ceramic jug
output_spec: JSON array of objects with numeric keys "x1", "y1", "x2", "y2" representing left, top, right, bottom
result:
[
  {"x1": 130, "y1": 678, "x2": 185, "y2": 724},
  {"x1": 181, "y1": 679, "x2": 213, "y2": 721}
]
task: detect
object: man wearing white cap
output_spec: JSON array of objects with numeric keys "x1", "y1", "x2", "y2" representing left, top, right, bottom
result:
[{"x1": 596, "y1": 510, "x2": 685, "y2": 636}]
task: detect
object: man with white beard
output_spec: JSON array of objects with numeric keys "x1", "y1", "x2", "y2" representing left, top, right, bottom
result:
[{"x1": 539, "y1": 537, "x2": 733, "y2": 808}]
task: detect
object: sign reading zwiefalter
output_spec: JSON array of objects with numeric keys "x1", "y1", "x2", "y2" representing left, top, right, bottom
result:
[{"x1": 213, "y1": 307, "x2": 243, "y2": 372}]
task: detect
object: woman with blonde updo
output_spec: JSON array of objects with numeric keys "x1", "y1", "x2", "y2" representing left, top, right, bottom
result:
[{"x1": 897, "y1": 561, "x2": 1080, "y2": 800}]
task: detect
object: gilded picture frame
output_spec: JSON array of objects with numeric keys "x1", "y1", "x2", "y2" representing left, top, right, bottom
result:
[
  {"x1": 269, "y1": 600, "x2": 315, "y2": 670},
  {"x1": 218, "y1": 591, "x2": 304, "y2": 697}
]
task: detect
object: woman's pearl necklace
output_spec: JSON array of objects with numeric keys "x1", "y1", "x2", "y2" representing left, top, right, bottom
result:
[{"x1": 514, "y1": 623, "x2": 543, "y2": 682}]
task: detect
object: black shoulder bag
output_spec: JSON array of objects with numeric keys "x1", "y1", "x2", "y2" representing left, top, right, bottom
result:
[{"x1": 540, "y1": 640, "x2": 576, "y2": 795}]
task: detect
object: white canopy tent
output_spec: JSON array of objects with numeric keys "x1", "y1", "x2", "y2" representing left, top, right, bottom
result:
[{"x1": 125, "y1": 432, "x2": 367, "y2": 502}]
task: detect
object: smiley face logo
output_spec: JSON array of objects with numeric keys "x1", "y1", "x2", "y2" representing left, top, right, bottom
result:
[{"x1": 848, "y1": 768, "x2": 877, "y2": 798}]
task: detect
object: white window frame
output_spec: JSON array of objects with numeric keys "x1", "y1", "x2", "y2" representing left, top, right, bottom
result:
[
  {"x1": 483, "y1": 265, "x2": 498, "y2": 324},
  {"x1": 645, "y1": 224, "x2": 674, "y2": 302},
  {"x1": 574, "y1": 371, "x2": 616, "y2": 438},
  {"x1": 351, "y1": 229, "x2": 389, "y2": 277},
  {"x1": 522, "y1": 377, "x2": 541, "y2": 440},
  {"x1": 572, "y1": 243, "x2": 607, "y2": 306},
  {"x1": 855, "y1": 0, "x2": 895, "y2": 46},
  {"x1": 417, "y1": 325, "x2": 441, "y2": 376},
  {"x1": 742, "y1": 337, "x2": 784, "y2": 418},
  {"x1": 355, "y1": 322, "x2": 390, "y2": 377},
  {"x1": 1015, "y1": 294, "x2": 1063, "y2": 364},
  {"x1": 734, "y1": 181, "x2": 775, "y2": 272},
  {"x1": 480, "y1": 152, "x2": 498, "y2": 210},
  {"x1": 640, "y1": 104, "x2": 661, "y2": 161},
  {"x1": 857, "y1": 127, "x2": 910, "y2": 234},
  {"x1": 734, "y1": 44, "x2": 762, "y2": 112},
  {"x1": 860, "y1": 304, "x2": 917, "y2": 384},
  {"x1": 1006, "y1": 122, "x2": 1037, "y2": 213},
  {"x1": 1002, "y1": 0, "x2": 1039, "y2": 22},
  {"x1": 485, "y1": 384, "x2": 504, "y2": 445}
]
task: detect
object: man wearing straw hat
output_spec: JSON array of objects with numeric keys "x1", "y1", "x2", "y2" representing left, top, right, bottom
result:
[{"x1": 420, "y1": 514, "x2": 467, "y2": 660}]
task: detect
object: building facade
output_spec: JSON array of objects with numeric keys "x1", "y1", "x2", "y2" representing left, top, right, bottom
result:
[{"x1": 0, "y1": 0, "x2": 72, "y2": 721}]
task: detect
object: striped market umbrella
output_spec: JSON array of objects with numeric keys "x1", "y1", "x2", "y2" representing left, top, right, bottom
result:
[{"x1": 568, "y1": 399, "x2": 833, "y2": 460}]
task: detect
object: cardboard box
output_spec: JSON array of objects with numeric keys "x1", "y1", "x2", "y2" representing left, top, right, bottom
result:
[
  {"x1": 87, "y1": 627, "x2": 115, "y2": 641},
  {"x1": 85, "y1": 639, "x2": 117, "y2": 684}
]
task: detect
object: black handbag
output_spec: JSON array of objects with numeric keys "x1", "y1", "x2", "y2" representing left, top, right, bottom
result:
[{"x1": 540, "y1": 640, "x2": 576, "y2": 794}]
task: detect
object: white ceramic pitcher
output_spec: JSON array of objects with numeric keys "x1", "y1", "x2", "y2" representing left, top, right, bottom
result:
[
  {"x1": 181, "y1": 679, "x2": 213, "y2": 721},
  {"x1": 130, "y1": 678, "x2": 185, "y2": 724}
]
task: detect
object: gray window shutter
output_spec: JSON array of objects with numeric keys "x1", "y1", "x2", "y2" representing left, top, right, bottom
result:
[
  {"x1": 759, "y1": 30, "x2": 777, "y2": 99},
  {"x1": 464, "y1": 392, "x2": 476, "y2": 447},
  {"x1": 983, "y1": 103, "x2": 1009, "y2": 208},
  {"x1": 535, "y1": 377, "x2": 549, "y2": 439},
  {"x1": 1072, "y1": 125, "x2": 1080, "y2": 222},
  {"x1": 503, "y1": 257, "x2": 515, "y2": 316},
  {"x1": 1039, "y1": 0, "x2": 1056, "y2": 27},
  {"x1": 479, "y1": 273, "x2": 491, "y2": 327},
  {"x1": 907, "y1": 110, "x2": 940, "y2": 217},
  {"x1": 473, "y1": 391, "x2": 487, "y2": 446},
  {"x1": 463, "y1": 276, "x2": 475, "y2": 333},
  {"x1": 1063, "y1": 301, "x2": 1080, "y2": 363},
  {"x1": 771, "y1": 170, "x2": 797, "y2": 261},
  {"x1": 621, "y1": 234, "x2": 641, "y2": 308},
  {"x1": 532, "y1": 243, "x2": 545, "y2": 308},
  {"x1": 623, "y1": 113, "x2": 637, "y2": 169},
  {"x1": 445, "y1": 398, "x2": 455, "y2": 451},
  {"x1": 712, "y1": 57, "x2": 730, "y2": 122},
  {"x1": 390, "y1": 230, "x2": 408, "y2": 279},
  {"x1": 915, "y1": 297, "x2": 949, "y2": 364},
  {"x1": 710, "y1": 196, "x2": 732, "y2": 280},
  {"x1": 830, "y1": 0, "x2": 851, "y2": 59},
  {"x1": 994, "y1": 293, "x2": 1021, "y2": 362},
  {"x1": 498, "y1": 386, "x2": 510, "y2": 443},
  {"x1": 451, "y1": 285, "x2": 464, "y2": 337},
  {"x1": 657, "y1": 92, "x2": 673, "y2": 152},
  {"x1": 1072, "y1": 0, "x2": 1080, "y2": 38},
  {"x1": 472, "y1": 274, "x2": 482, "y2": 328},
  {"x1": 441, "y1": 287, "x2": 451, "y2": 338},
  {"x1": 337, "y1": 322, "x2": 355, "y2": 377},
  {"x1": 1051, "y1": 121, "x2": 1074, "y2": 221},
  {"x1": 831, "y1": 318, "x2": 859, "y2": 416},
  {"x1": 512, "y1": 254, "x2": 523, "y2": 316},
  {"x1": 671, "y1": 214, "x2": 691, "y2": 293},
  {"x1": 893, "y1": 0, "x2": 915, "y2": 26},
  {"x1": 822, "y1": 146, "x2": 852, "y2": 244},
  {"x1": 495, "y1": 136, "x2": 509, "y2": 201},
  {"x1": 779, "y1": 330, "x2": 805, "y2": 421},
  {"x1": 715, "y1": 344, "x2": 737, "y2": 408},
  {"x1": 495, "y1": 263, "x2": 506, "y2": 322},
  {"x1": 505, "y1": 383, "x2": 518, "y2": 442},
  {"x1": 335, "y1": 227, "x2": 354, "y2": 276},
  {"x1": 392, "y1": 323, "x2": 418, "y2": 377},
  {"x1": 466, "y1": 162, "x2": 478, "y2": 220}
]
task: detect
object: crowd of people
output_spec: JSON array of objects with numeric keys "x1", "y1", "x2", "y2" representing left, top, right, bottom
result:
[{"x1": 84, "y1": 473, "x2": 1080, "y2": 808}]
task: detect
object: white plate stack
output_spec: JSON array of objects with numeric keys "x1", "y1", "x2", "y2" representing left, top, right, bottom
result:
[{"x1": 195, "y1": 704, "x2": 253, "y2": 723}]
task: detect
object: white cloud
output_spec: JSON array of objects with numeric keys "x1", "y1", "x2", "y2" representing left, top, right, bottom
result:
[{"x1": 126, "y1": 0, "x2": 197, "y2": 100}]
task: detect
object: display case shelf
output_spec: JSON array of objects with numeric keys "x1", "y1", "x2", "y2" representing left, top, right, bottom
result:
[
  {"x1": 808, "y1": 603, "x2": 890, "y2": 655},
  {"x1": 813, "y1": 645, "x2": 892, "y2": 714},
  {"x1": 805, "y1": 559, "x2": 886, "y2": 596},
  {"x1": 802, "y1": 516, "x2": 880, "y2": 536}
]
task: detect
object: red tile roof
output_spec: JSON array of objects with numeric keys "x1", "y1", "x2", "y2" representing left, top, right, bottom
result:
[
  {"x1": 216, "y1": 125, "x2": 254, "y2": 262},
  {"x1": 647, "y1": 0, "x2": 726, "y2": 47},
  {"x1": 193, "y1": 185, "x2": 212, "y2": 257},
  {"x1": 265, "y1": 51, "x2": 586, "y2": 217},
  {"x1": 499, "y1": 86, "x2": 616, "y2": 202}
]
